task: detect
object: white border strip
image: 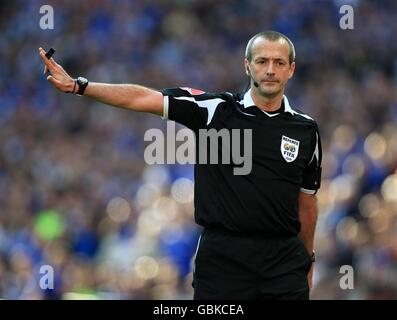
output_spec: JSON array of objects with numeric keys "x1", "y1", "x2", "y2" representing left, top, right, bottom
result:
[
  {"x1": 300, "y1": 187, "x2": 316, "y2": 194},
  {"x1": 161, "y1": 95, "x2": 169, "y2": 120}
]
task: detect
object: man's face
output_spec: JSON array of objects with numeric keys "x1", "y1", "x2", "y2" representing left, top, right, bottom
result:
[{"x1": 245, "y1": 38, "x2": 295, "y2": 98}]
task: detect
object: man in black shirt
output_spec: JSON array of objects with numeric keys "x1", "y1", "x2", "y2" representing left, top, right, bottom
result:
[{"x1": 39, "y1": 30, "x2": 321, "y2": 300}]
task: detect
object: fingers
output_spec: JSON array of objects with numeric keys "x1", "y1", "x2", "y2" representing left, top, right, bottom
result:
[
  {"x1": 307, "y1": 265, "x2": 314, "y2": 291},
  {"x1": 38, "y1": 47, "x2": 57, "y2": 72},
  {"x1": 39, "y1": 48, "x2": 52, "y2": 69},
  {"x1": 39, "y1": 47, "x2": 73, "y2": 93},
  {"x1": 46, "y1": 75, "x2": 63, "y2": 90}
]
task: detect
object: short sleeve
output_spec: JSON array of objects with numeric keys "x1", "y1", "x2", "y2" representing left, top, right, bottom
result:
[
  {"x1": 160, "y1": 87, "x2": 227, "y2": 131},
  {"x1": 300, "y1": 124, "x2": 322, "y2": 195}
]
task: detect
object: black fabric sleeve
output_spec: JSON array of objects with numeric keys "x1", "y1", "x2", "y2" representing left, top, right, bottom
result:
[
  {"x1": 301, "y1": 123, "x2": 322, "y2": 194},
  {"x1": 160, "y1": 87, "x2": 226, "y2": 131}
]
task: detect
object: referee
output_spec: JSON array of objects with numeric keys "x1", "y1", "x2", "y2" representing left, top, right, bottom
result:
[{"x1": 39, "y1": 30, "x2": 322, "y2": 300}]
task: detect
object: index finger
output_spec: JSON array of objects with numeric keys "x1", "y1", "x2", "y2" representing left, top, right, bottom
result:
[{"x1": 38, "y1": 47, "x2": 56, "y2": 69}]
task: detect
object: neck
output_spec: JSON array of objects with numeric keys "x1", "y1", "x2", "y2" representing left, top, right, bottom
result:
[{"x1": 250, "y1": 88, "x2": 284, "y2": 112}]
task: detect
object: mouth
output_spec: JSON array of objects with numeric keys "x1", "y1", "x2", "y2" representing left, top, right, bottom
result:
[{"x1": 262, "y1": 80, "x2": 279, "y2": 85}]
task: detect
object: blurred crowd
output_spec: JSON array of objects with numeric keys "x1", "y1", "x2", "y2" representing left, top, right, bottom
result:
[{"x1": 0, "y1": 0, "x2": 396, "y2": 299}]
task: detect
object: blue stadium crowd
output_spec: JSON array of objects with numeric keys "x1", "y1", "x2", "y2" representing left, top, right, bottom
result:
[{"x1": 0, "y1": 0, "x2": 396, "y2": 299}]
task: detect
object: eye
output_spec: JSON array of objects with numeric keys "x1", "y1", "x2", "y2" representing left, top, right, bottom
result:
[{"x1": 278, "y1": 61, "x2": 285, "y2": 66}]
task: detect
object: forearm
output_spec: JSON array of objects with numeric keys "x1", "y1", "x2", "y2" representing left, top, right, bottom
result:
[
  {"x1": 38, "y1": 48, "x2": 164, "y2": 116},
  {"x1": 298, "y1": 194, "x2": 318, "y2": 253},
  {"x1": 83, "y1": 83, "x2": 163, "y2": 115}
]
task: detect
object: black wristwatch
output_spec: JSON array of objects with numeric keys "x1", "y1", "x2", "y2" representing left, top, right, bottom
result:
[
  {"x1": 76, "y1": 76, "x2": 89, "y2": 96},
  {"x1": 311, "y1": 250, "x2": 316, "y2": 263}
]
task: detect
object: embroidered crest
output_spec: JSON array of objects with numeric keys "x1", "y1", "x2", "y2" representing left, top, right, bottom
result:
[{"x1": 281, "y1": 135, "x2": 300, "y2": 162}]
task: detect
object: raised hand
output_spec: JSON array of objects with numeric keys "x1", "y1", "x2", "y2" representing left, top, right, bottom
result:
[{"x1": 38, "y1": 47, "x2": 76, "y2": 93}]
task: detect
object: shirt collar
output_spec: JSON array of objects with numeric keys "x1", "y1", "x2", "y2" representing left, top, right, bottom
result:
[{"x1": 243, "y1": 89, "x2": 294, "y2": 115}]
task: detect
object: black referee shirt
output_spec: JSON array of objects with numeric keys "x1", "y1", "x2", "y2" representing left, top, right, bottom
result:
[{"x1": 160, "y1": 87, "x2": 322, "y2": 237}]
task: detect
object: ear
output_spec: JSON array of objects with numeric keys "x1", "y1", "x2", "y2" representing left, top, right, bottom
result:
[
  {"x1": 288, "y1": 62, "x2": 296, "y2": 79},
  {"x1": 244, "y1": 58, "x2": 250, "y2": 76}
]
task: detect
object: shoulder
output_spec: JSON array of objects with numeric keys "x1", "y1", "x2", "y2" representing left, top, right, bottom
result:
[
  {"x1": 289, "y1": 107, "x2": 318, "y2": 127},
  {"x1": 161, "y1": 87, "x2": 234, "y2": 102},
  {"x1": 287, "y1": 105, "x2": 321, "y2": 143}
]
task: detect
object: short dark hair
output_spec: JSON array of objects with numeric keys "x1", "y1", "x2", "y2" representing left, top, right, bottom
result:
[{"x1": 245, "y1": 31, "x2": 296, "y2": 64}]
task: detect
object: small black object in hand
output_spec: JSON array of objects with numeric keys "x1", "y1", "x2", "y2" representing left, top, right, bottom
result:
[{"x1": 45, "y1": 48, "x2": 55, "y2": 59}]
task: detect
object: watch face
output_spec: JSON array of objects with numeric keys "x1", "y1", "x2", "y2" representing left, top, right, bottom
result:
[{"x1": 78, "y1": 77, "x2": 88, "y2": 85}]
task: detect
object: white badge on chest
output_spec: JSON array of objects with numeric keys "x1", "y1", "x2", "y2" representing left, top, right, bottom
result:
[{"x1": 281, "y1": 135, "x2": 300, "y2": 162}]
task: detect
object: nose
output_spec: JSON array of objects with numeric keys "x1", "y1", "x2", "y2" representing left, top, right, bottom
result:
[{"x1": 266, "y1": 62, "x2": 275, "y2": 75}]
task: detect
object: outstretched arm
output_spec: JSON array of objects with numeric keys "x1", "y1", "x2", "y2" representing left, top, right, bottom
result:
[{"x1": 38, "y1": 47, "x2": 163, "y2": 116}]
